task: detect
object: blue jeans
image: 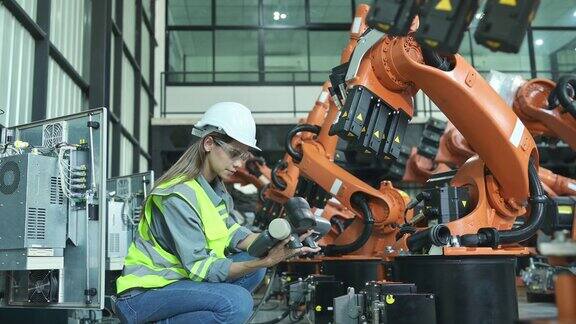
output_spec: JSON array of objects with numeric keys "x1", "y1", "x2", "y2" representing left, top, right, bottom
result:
[{"x1": 115, "y1": 252, "x2": 267, "y2": 324}]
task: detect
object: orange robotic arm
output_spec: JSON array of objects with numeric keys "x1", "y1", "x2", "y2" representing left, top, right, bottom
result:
[
  {"x1": 402, "y1": 147, "x2": 451, "y2": 184},
  {"x1": 263, "y1": 5, "x2": 371, "y2": 205},
  {"x1": 514, "y1": 76, "x2": 576, "y2": 150},
  {"x1": 322, "y1": 17, "x2": 547, "y2": 250},
  {"x1": 435, "y1": 122, "x2": 476, "y2": 168},
  {"x1": 270, "y1": 5, "x2": 415, "y2": 256}
]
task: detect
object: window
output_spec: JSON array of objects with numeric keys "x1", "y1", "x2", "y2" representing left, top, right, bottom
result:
[
  {"x1": 533, "y1": 2, "x2": 576, "y2": 27},
  {"x1": 310, "y1": 0, "x2": 352, "y2": 23},
  {"x1": 166, "y1": 0, "x2": 576, "y2": 85},
  {"x1": 468, "y1": 27, "x2": 531, "y2": 74},
  {"x1": 216, "y1": 0, "x2": 259, "y2": 26},
  {"x1": 168, "y1": 0, "x2": 211, "y2": 26},
  {"x1": 309, "y1": 31, "x2": 348, "y2": 82},
  {"x1": 215, "y1": 30, "x2": 259, "y2": 82},
  {"x1": 532, "y1": 31, "x2": 576, "y2": 80},
  {"x1": 263, "y1": 0, "x2": 305, "y2": 26},
  {"x1": 264, "y1": 30, "x2": 309, "y2": 82},
  {"x1": 123, "y1": 0, "x2": 136, "y2": 54},
  {"x1": 168, "y1": 31, "x2": 213, "y2": 82}
]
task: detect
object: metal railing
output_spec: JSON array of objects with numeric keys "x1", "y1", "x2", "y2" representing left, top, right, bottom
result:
[
  {"x1": 160, "y1": 71, "x2": 328, "y2": 118},
  {"x1": 159, "y1": 69, "x2": 540, "y2": 119}
]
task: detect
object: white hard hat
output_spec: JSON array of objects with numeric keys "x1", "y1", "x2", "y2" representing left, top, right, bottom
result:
[{"x1": 192, "y1": 102, "x2": 260, "y2": 151}]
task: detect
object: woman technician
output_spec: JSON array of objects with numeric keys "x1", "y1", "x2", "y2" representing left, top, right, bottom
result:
[{"x1": 114, "y1": 102, "x2": 317, "y2": 323}]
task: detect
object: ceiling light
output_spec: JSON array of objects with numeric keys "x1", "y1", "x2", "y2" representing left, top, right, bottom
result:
[
  {"x1": 273, "y1": 11, "x2": 280, "y2": 20},
  {"x1": 573, "y1": 10, "x2": 576, "y2": 17},
  {"x1": 534, "y1": 39, "x2": 544, "y2": 46},
  {"x1": 280, "y1": 13, "x2": 287, "y2": 19}
]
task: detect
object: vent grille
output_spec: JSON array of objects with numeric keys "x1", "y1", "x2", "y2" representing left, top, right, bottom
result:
[
  {"x1": 0, "y1": 160, "x2": 21, "y2": 195},
  {"x1": 109, "y1": 233, "x2": 120, "y2": 253},
  {"x1": 116, "y1": 179, "x2": 130, "y2": 197},
  {"x1": 27, "y1": 208, "x2": 47, "y2": 240},
  {"x1": 42, "y1": 122, "x2": 67, "y2": 148},
  {"x1": 50, "y1": 177, "x2": 65, "y2": 205}
]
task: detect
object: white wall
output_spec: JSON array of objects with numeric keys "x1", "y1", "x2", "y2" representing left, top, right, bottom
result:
[{"x1": 164, "y1": 85, "x2": 321, "y2": 119}]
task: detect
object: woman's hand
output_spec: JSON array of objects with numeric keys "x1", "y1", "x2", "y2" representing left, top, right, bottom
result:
[{"x1": 260, "y1": 231, "x2": 321, "y2": 268}]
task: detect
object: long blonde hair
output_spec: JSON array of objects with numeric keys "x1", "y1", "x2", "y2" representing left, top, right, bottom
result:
[{"x1": 152, "y1": 132, "x2": 233, "y2": 191}]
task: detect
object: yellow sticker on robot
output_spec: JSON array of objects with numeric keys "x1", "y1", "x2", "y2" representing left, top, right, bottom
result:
[
  {"x1": 435, "y1": 0, "x2": 452, "y2": 11},
  {"x1": 385, "y1": 295, "x2": 395, "y2": 304},
  {"x1": 499, "y1": 0, "x2": 517, "y2": 6},
  {"x1": 315, "y1": 305, "x2": 322, "y2": 312},
  {"x1": 558, "y1": 206, "x2": 573, "y2": 214}
]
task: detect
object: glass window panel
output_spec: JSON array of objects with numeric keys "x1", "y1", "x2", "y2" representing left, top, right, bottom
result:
[
  {"x1": 0, "y1": 4, "x2": 35, "y2": 126},
  {"x1": 533, "y1": 31, "x2": 576, "y2": 81},
  {"x1": 215, "y1": 30, "x2": 258, "y2": 82},
  {"x1": 14, "y1": 0, "x2": 36, "y2": 21},
  {"x1": 309, "y1": 31, "x2": 348, "y2": 82},
  {"x1": 458, "y1": 31, "x2": 473, "y2": 63},
  {"x1": 50, "y1": 0, "x2": 89, "y2": 77},
  {"x1": 264, "y1": 30, "x2": 309, "y2": 82},
  {"x1": 143, "y1": 0, "x2": 152, "y2": 20},
  {"x1": 141, "y1": 21, "x2": 151, "y2": 84},
  {"x1": 353, "y1": 0, "x2": 373, "y2": 6},
  {"x1": 216, "y1": 0, "x2": 259, "y2": 26},
  {"x1": 108, "y1": 122, "x2": 114, "y2": 177},
  {"x1": 140, "y1": 87, "x2": 150, "y2": 153},
  {"x1": 263, "y1": 0, "x2": 305, "y2": 26},
  {"x1": 310, "y1": 0, "x2": 352, "y2": 23},
  {"x1": 168, "y1": 31, "x2": 213, "y2": 83},
  {"x1": 111, "y1": 0, "x2": 116, "y2": 23},
  {"x1": 140, "y1": 155, "x2": 149, "y2": 173},
  {"x1": 121, "y1": 54, "x2": 135, "y2": 135},
  {"x1": 123, "y1": 0, "x2": 136, "y2": 54},
  {"x1": 168, "y1": 0, "x2": 211, "y2": 26},
  {"x1": 469, "y1": 27, "x2": 530, "y2": 74},
  {"x1": 533, "y1": 2, "x2": 576, "y2": 27},
  {"x1": 120, "y1": 136, "x2": 134, "y2": 176}
]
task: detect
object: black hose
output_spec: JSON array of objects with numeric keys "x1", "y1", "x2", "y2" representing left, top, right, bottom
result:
[
  {"x1": 406, "y1": 224, "x2": 451, "y2": 252},
  {"x1": 552, "y1": 74, "x2": 576, "y2": 119},
  {"x1": 285, "y1": 124, "x2": 321, "y2": 163},
  {"x1": 421, "y1": 47, "x2": 454, "y2": 71},
  {"x1": 246, "y1": 266, "x2": 278, "y2": 324},
  {"x1": 460, "y1": 160, "x2": 546, "y2": 247},
  {"x1": 271, "y1": 161, "x2": 288, "y2": 190},
  {"x1": 324, "y1": 194, "x2": 374, "y2": 256},
  {"x1": 258, "y1": 184, "x2": 269, "y2": 203}
]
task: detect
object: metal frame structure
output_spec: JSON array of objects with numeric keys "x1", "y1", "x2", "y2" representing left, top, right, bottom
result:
[
  {"x1": 0, "y1": 108, "x2": 108, "y2": 309},
  {"x1": 1, "y1": 0, "x2": 157, "y2": 177},
  {"x1": 164, "y1": 0, "x2": 576, "y2": 86}
]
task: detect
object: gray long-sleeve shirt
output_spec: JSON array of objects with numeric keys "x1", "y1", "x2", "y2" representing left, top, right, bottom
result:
[{"x1": 149, "y1": 175, "x2": 252, "y2": 282}]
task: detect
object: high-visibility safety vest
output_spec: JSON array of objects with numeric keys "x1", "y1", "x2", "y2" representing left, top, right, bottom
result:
[{"x1": 116, "y1": 176, "x2": 240, "y2": 294}]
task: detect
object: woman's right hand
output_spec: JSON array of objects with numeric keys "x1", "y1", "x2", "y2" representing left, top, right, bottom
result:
[{"x1": 260, "y1": 237, "x2": 301, "y2": 268}]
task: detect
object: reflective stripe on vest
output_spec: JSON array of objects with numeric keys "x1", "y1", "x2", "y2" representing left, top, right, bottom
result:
[{"x1": 116, "y1": 177, "x2": 240, "y2": 294}]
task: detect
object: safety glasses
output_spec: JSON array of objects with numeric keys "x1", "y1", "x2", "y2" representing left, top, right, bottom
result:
[{"x1": 213, "y1": 138, "x2": 251, "y2": 161}]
